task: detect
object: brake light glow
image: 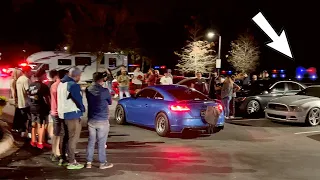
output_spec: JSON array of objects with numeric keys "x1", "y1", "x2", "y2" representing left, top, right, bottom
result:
[
  {"x1": 170, "y1": 105, "x2": 190, "y2": 112},
  {"x1": 20, "y1": 63, "x2": 28, "y2": 67},
  {"x1": 217, "y1": 104, "x2": 223, "y2": 112}
]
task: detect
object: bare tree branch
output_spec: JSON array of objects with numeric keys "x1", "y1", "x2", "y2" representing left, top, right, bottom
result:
[{"x1": 227, "y1": 34, "x2": 260, "y2": 73}]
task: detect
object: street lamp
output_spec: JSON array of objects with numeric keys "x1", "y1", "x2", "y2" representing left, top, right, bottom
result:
[
  {"x1": 207, "y1": 31, "x2": 222, "y2": 74},
  {"x1": 64, "y1": 46, "x2": 68, "y2": 51}
]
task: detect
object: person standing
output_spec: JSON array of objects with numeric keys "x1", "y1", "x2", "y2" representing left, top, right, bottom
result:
[
  {"x1": 16, "y1": 66, "x2": 32, "y2": 138},
  {"x1": 57, "y1": 67, "x2": 85, "y2": 170},
  {"x1": 154, "y1": 70, "x2": 160, "y2": 84},
  {"x1": 221, "y1": 76, "x2": 234, "y2": 119},
  {"x1": 191, "y1": 72, "x2": 208, "y2": 94},
  {"x1": 116, "y1": 65, "x2": 127, "y2": 76},
  {"x1": 132, "y1": 67, "x2": 144, "y2": 92},
  {"x1": 147, "y1": 68, "x2": 156, "y2": 86},
  {"x1": 167, "y1": 69, "x2": 173, "y2": 79},
  {"x1": 28, "y1": 70, "x2": 51, "y2": 149},
  {"x1": 160, "y1": 73, "x2": 173, "y2": 85},
  {"x1": 251, "y1": 75, "x2": 258, "y2": 83},
  {"x1": 208, "y1": 72, "x2": 218, "y2": 99},
  {"x1": 103, "y1": 68, "x2": 114, "y2": 94},
  {"x1": 85, "y1": 72, "x2": 113, "y2": 169},
  {"x1": 117, "y1": 70, "x2": 130, "y2": 99},
  {"x1": 11, "y1": 69, "x2": 22, "y2": 132},
  {"x1": 229, "y1": 75, "x2": 241, "y2": 119}
]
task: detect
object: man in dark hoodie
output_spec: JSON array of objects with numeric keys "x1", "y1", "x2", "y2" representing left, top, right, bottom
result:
[{"x1": 57, "y1": 67, "x2": 85, "y2": 170}]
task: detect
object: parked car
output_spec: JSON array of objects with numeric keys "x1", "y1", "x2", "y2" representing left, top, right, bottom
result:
[
  {"x1": 114, "y1": 85, "x2": 225, "y2": 137},
  {"x1": 265, "y1": 85, "x2": 320, "y2": 126},
  {"x1": 236, "y1": 80, "x2": 306, "y2": 117}
]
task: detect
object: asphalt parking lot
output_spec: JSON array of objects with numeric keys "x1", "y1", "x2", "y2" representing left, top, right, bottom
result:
[{"x1": 1, "y1": 87, "x2": 320, "y2": 179}]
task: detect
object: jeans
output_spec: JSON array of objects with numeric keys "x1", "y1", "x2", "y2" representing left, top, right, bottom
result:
[
  {"x1": 119, "y1": 86, "x2": 130, "y2": 99},
  {"x1": 222, "y1": 96, "x2": 232, "y2": 117},
  {"x1": 65, "y1": 119, "x2": 82, "y2": 163},
  {"x1": 86, "y1": 121, "x2": 110, "y2": 163},
  {"x1": 229, "y1": 97, "x2": 235, "y2": 116}
]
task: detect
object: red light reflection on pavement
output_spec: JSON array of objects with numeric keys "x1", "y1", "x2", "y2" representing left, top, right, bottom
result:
[{"x1": 151, "y1": 146, "x2": 234, "y2": 174}]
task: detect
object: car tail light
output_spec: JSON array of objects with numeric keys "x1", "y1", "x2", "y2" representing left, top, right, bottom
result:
[
  {"x1": 217, "y1": 104, "x2": 223, "y2": 112},
  {"x1": 170, "y1": 105, "x2": 190, "y2": 112},
  {"x1": 19, "y1": 62, "x2": 28, "y2": 67}
]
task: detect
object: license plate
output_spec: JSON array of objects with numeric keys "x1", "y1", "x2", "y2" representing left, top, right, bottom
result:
[{"x1": 200, "y1": 110, "x2": 206, "y2": 117}]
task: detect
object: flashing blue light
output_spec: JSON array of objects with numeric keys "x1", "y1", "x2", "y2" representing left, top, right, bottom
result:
[
  {"x1": 296, "y1": 67, "x2": 306, "y2": 74},
  {"x1": 281, "y1": 74, "x2": 286, "y2": 78},
  {"x1": 280, "y1": 70, "x2": 284, "y2": 73},
  {"x1": 296, "y1": 75, "x2": 302, "y2": 79},
  {"x1": 311, "y1": 75, "x2": 317, "y2": 79},
  {"x1": 227, "y1": 71, "x2": 232, "y2": 74},
  {"x1": 154, "y1": 66, "x2": 160, "y2": 69},
  {"x1": 272, "y1": 74, "x2": 277, "y2": 78}
]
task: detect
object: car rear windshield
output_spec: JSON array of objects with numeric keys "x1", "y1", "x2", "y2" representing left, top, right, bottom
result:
[
  {"x1": 167, "y1": 88, "x2": 209, "y2": 101},
  {"x1": 296, "y1": 87, "x2": 320, "y2": 98}
]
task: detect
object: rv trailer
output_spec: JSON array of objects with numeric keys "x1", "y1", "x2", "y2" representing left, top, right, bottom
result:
[{"x1": 26, "y1": 51, "x2": 128, "y2": 83}]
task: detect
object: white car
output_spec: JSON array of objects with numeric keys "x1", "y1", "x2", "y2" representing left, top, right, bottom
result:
[{"x1": 265, "y1": 85, "x2": 320, "y2": 126}]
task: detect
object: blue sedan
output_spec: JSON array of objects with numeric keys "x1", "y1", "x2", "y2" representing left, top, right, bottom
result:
[{"x1": 115, "y1": 85, "x2": 225, "y2": 137}]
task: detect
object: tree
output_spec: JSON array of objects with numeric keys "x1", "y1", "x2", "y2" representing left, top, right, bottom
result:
[
  {"x1": 175, "y1": 41, "x2": 215, "y2": 74},
  {"x1": 59, "y1": 0, "x2": 140, "y2": 71},
  {"x1": 227, "y1": 34, "x2": 260, "y2": 73},
  {"x1": 175, "y1": 16, "x2": 216, "y2": 74}
]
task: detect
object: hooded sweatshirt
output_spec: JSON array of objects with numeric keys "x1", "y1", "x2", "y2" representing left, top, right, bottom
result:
[{"x1": 57, "y1": 75, "x2": 85, "y2": 120}]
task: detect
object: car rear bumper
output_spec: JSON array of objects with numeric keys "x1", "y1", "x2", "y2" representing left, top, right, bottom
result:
[
  {"x1": 265, "y1": 108, "x2": 306, "y2": 123},
  {"x1": 170, "y1": 116, "x2": 225, "y2": 132}
]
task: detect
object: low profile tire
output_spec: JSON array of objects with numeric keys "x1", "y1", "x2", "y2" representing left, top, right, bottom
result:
[
  {"x1": 115, "y1": 105, "x2": 126, "y2": 125},
  {"x1": 155, "y1": 112, "x2": 170, "y2": 137},
  {"x1": 246, "y1": 100, "x2": 261, "y2": 117},
  {"x1": 305, "y1": 107, "x2": 320, "y2": 126}
]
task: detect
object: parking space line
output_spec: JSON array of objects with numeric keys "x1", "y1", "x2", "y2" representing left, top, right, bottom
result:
[{"x1": 294, "y1": 131, "x2": 320, "y2": 135}]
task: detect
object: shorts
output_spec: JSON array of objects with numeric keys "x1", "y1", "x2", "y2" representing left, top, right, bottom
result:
[
  {"x1": 31, "y1": 113, "x2": 48, "y2": 126},
  {"x1": 52, "y1": 115, "x2": 65, "y2": 136},
  {"x1": 133, "y1": 84, "x2": 142, "y2": 89},
  {"x1": 20, "y1": 107, "x2": 31, "y2": 121}
]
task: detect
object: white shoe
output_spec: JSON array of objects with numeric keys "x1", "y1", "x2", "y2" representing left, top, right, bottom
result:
[
  {"x1": 229, "y1": 116, "x2": 235, "y2": 119},
  {"x1": 21, "y1": 132, "x2": 26, "y2": 137},
  {"x1": 27, "y1": 133, "x2": 32, "y2": 139}
]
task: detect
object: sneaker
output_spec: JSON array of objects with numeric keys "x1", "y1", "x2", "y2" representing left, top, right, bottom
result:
[
  {"x1": 30, "y1": 141, "x2": 37, "y2": 147},
  {"x1": 99, "y1": 162, "x2": 113, "y2": 169},
  {"x1": 67, "y1": 161, "x2": 84, "y2": 170},
  {"x1": 58, "y1": 159, "x2": 68, "y2": 166},
  {"x1": 37, "y1": 143, "x2": 44, "y2": 149},
  {"x1": 50, "y1": 154, "x2": 60, "y2": 162},
  {"x1": 86, "y1": 162, "x2": 92, "y2": 169},
  {"x1": 21, "y1": 132, "x2": 27, "y2": 138}
]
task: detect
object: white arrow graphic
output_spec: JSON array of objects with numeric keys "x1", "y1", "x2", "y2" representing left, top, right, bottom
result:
[{"x1": 252, "y1": 12, "x2": 293, "y2": 58}]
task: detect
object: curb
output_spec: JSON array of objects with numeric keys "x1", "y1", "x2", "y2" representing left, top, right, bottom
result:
[{"x1": 0, "y1": 120, "x2": 14, "y2": 156}]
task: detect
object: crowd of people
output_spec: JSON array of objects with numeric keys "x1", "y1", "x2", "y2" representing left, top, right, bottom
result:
[
  {"x1": 10, "y1": 66, "x2": 113, "y2": 170},
  {"x1": 102, "y1": 66, "x2": 174, "y2": 99}
]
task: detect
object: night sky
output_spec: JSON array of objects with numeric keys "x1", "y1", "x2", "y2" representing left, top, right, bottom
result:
[{"x1": 0, "y1": 0, "x2": 318, "y2": 74}]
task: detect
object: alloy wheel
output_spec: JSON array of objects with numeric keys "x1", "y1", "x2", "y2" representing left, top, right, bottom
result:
[
  {"x1": 308, "y1": 108, "x2": 320, "y2": 126},
  {"x1": 247, "y1": 100, "x2": 260, "y2": 114}
]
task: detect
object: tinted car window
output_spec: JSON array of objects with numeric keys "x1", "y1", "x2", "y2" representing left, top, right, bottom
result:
[
  {"x1": 271, "y1": 82, "x2": 285, "y2": 92},
  {"x1": 287, "y1": 82, "x2": 302, "y2": 91},
  {"x1": 136, "y1": 89, "x2": 156, "y2": 98},
  {"x1": 296, "y1": 87, "x2": 320, "y2": 98},
  {"x1": 167, "y1": 88, "x2": 209, "y2": 101}
]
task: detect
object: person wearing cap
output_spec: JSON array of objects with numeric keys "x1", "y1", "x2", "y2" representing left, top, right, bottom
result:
[
  {"x1": 16, "y1": 66, "x2": 32, "y2": 138},
  {"x1": 85, "y1": 72, "x2": 113, "y2": 169},
  {"x1": 28, "y1": 69, "x2": 51, "y2": 149},
  {"x1": 57, "y1": 67, "x2": 85, "y2": 170}
]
